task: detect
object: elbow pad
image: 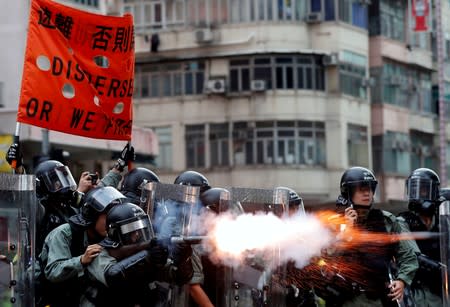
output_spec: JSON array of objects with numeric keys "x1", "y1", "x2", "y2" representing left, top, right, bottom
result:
[{"x1": 104, "y1": 250, "x2": 153, "y2": 288}]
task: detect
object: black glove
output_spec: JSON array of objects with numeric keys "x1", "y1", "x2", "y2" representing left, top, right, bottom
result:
[
  {"x1": 147, "y1": 240, "x2": 168, "y2": 267},
  {"x1": 174, "y1": 255, "x2": 193, "y2": 285},
  {"x1": 115, "y1": 143, "x2": 135, "y2": 171},
  {"x1": 6, "y1": 142, "x2": 23, "y2": 168},
  {"x1": 171, "y1": 242, "x2": 192, "y2": 265}
]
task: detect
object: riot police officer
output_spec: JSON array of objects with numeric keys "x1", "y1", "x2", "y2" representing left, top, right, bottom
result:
[
  {"x1": 6, "y1": 143, "x2": 135, "y2": 255},
  {"x1": 174, "y1": 170, "x2": 211, "y2": 193},
  {"x1": 173, "y1": 170, "x2": 213, "y2": 307},
  {"x1": 34, "y1": 159, "x2": 82, "y2": 255},
  {"x1": 36, "y1": 186, "x2": 126, "y2": 307},
  {"x1": 81, "y1": 202, "x2": 193, "y2": 307},
  {"x1": 398, "y1": 168, "x2": 443, "y2": 306},
  {"x1": 327, "y1": 166, "x2": 419, "y2": 307},
  {"x1": 277, "y1": 186, "x2": 306, "y2": 216},
  {"x1": 120, "y1": 167, "x2": 160, "y2": 205}
]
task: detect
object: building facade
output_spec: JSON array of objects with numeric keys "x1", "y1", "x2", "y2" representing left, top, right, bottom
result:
[
  {"x1": 0, "y1": 0, "x2": 449, "y2": 210},
  {"x1": 129, "y1": 0, "x2": 450, "y2": 210}
]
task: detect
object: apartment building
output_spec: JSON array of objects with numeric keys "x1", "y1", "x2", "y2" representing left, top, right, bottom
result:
[{"x1": 126, "y1": 0, "x2": 373, "y2": 209}]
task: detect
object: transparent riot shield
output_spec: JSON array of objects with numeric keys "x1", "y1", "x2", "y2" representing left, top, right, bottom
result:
[
  {"x1": 217, "y1": 187, "x2": 289, "y2": 307},
  {"x1": 141, "y1": 182, "x2": 200, "y2": 239},
  {"x1": 440, "y1": 200, "x2": 450, "y2": 306},
  {"x1": 0, "y1": 173, "x2": 36, "y2": 307},
  {"x1": 140, "y1": 182, "x2": 201, "y2": 307}
]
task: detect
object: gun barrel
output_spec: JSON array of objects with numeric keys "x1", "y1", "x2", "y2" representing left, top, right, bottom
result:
[{"x1": 170, "y1": 236, "x2": 207, "y2": 244}]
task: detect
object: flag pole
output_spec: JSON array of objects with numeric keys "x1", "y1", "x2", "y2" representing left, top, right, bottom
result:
[
  {"x1": 11, "y1": 122, "x2": 21, "y2": 169},
  {"x1": 127, "y1": 140, "x2": 134, "y2": 171}
]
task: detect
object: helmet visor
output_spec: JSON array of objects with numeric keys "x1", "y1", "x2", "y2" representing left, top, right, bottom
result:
[
  {"x1": 41, "y1": 165, "x2": 77, "y2": 193},
  {"x1": 88, "y1": 187, "x2": 126, "y2": 212},
  {"x1": 406, "y1": 178, "x2": 436, "y2": 202},
  {"x1": 117, "y1": 215, "x2": 154, "y2": 245},
  {"x1": 347, "y1": 180, "x2": 378, "y2": 193}
]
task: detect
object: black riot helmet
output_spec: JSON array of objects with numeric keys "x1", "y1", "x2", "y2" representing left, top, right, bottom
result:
[
  {"x1": 200, "y1": 187, "x2": 229, "y2": 214},
  {"x1": 277, "y1": 186, "x2": 305, "y2": 215},
  {"x1": 106, "y1": 202, "x2": 153, "y2": 247},
  {"x1": 339, "y1": 166, "x2": 378, "y2": 205},
  {"x1": 406, "y1": 168, "x2": 440, "y2": 213},
  {"x1": 174, "y1": 170, "x2": 211, "y2": 193},
  {"x1": 35, "y1": 160, "x2": 77, "y2": 199},
  {"x1": 121, "y1": 167, "x2": 160, "y2": 202},
  {"x1": 70, "y1": 186, "x2": 126, "y2": 228}
]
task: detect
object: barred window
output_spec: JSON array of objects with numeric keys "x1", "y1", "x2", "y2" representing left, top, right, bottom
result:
[
  {"x1": 339, "y1": 50, "x2": 367, "y2": 99},
  {"x1": 229, "y1": 55, "x2": 325, "y2": 92},
  {"x1": 135, "y1": 61, "x2": 205, "y2": 98},
  {"x1": 210, "y1": 123, "x2": 230, "y2": 166},
  {"x1": 232, "y1": 120, "x2": 326, "y2": 166},
  {"x1": 123, "y1": 0, "x2": 186, "y2": 33},
  {"x1": 347, "y1": 124, "x2": 368, "y2": 167},
  {"x1": 382, "y1": 62, "x2": 433, "y2": 113},
  {"x1": 186, "y1": 125, "x2": 206, "y2": 168}
]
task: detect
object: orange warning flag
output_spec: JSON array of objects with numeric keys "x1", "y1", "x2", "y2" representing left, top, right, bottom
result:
[{"x1": 17, "y1": 0, "x2": 134, "y2": 140}]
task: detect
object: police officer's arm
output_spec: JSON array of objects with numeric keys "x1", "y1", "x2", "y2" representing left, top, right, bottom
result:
[
  {"x1": 104, "y1": 242, "x2": 168, "y2": 288},
  {"x1": 44, "y1": 225, "x2": 87, "y2": 282},
  {"x1": 104, "y1": 250, "x2": 154, "y2": 288},
  {"x1": 97, "y1": 144, "x2": 135, "y2": 188},
  {"x1": 189, "y1": 248, "x2": 214, "y2": 307},
  {"x1": 392, "y1": 217, "x2": 420, "y2": 287}
]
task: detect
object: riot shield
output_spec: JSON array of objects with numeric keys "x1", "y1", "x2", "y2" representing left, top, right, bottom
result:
[
  {"x1": 0, "y1": 173, "x2": 36, "y2": 307},
  {"x1": 140, "y1": 182, "x2": 201, "y2": 307},
  {"x1": 217, "y1": 187, "x2": 290, "y2": 307},
  {"x1": 140, "y1": 182, "x2": 200, "y2": 239},
  {"x1": 440, "y1": 200, "x2": 450, "y2": 306}
]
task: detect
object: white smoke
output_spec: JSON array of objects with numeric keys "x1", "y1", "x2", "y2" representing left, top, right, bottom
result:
[{"x1": 197, "y1": 210, "x2": 334, "y2": 269}]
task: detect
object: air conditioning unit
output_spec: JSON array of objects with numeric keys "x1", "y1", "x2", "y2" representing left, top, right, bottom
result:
[
  {"x1": 421, "y1": 146, "x2": 432, "y2": 156},
  {"x1": 410, "y1": 82, "x2": 419, "y2": 91},
  {"x1": 251, "y1": 80, "x2": 266, "y2": 92},
  {"x1": 305, "y1": 12, "x2": 323, "y2": 24},
  {"x1": 323, "y1": 53, "x2": 339, "y2": 66},
  {"x1": 361, "y1": 77, "x2": 376, "y2": 88},
  {"x1": 205, "y1": 79, "x2": 226, "y2": 94},
  {"x1": 195, "y1": 28, "x2": 214, "y2": 44},
  {"x1": 389, "y1": 75, "x2": 402, "y2": 86}
]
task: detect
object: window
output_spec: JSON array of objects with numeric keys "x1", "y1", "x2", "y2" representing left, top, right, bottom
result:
[
  {"x1": 310, "y1": 0, "x2": 335, "y2": 20},
  {"x1": 229, "y1": 55, "x2": 325, "y2": 93},
  {"x1": 447, "y1": 142, "x2": 450, "y2": 180},
  {"x1": 123, "y1": 0, "x2": 186, "y2": 32},
  {"x1": 135, "y1": 61, "x2": 205, "y2": 98},
  {"x1": 123, "y1": 0, "x2": 313, "y2": 30},
  {"x1": 153, "y1": 127, "x2": 173, "y2": 170},
  {"x1": 186, "y1": 125, "x2": 206, "y2": 168},
  {"x1": 380, "y1": 0, "x2": 405, "y2": 42},
  {"x1": 232, "y1": 120, "x2": 326, "y2": 166},
  {"x1": 0, "y1": 82, "x2": 3, "y2": 107},
  {"x1": 410, "y1": 131, "x2": 436, "y2": 171},
  {"x1": 339, "y1": 51, "x2": 367, "y2": 99},
  {"x1": 338, "y1": 0, "x2": 368, "y2": 29},
  {"x1": 347, "y1": 124, "x2": 368, "y2": 167},
  {"x1": 382, "y1": 62, "x2": 433, "y2": 113},
  {"x1": 210, "y1": 123, "x2": 230, "y2": 166},
  {"x1": 71, "y1": 0, "x2": 99, "y2": 7},
  {"x1": 383, "y1": 131, "x2": 410, "y2": 175}
]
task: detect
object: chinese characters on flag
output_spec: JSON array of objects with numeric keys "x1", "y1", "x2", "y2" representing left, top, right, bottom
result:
[
  {"x1": 410, "y1": 0, "x2": 431, "y2": 32},
  {"x1": 17, "y1": 0, "x2": 135, "y2": 140}
]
